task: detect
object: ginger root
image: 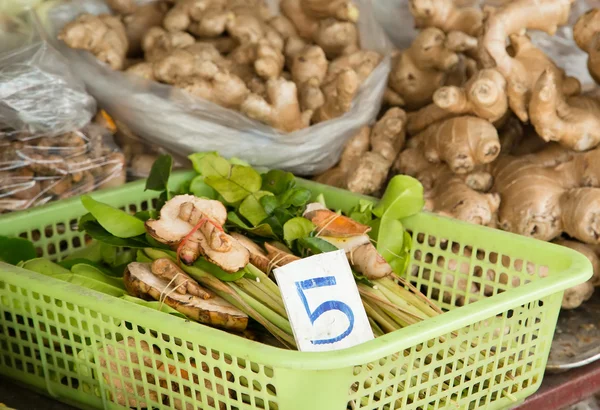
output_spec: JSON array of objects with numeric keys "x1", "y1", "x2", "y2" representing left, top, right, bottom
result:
[
  {"x1": 574, "y1": 8, "x2": 600, "y2": 85},
  {"x1": 425, "y1": 175, "x2": 500, "y2": 227},
  {"x1": 122, "y1": 2, "x2": 169, "y2": 57},
  {"x1": 393, "y1": 143, "x2": 498, "y2": 225},
  {"x1": 280, "y1": 0, "x2": 320, "y2": 39},
  {"x1": 346, "y1": 108, "x2": 407, "y2": 195},
  {"x1": 241, "y1": 78, "x2": 312, "y2": 132},
  {"x1": 386, "y1": 28, "x2": 463, "y2": 110},
  {"x1": 408, "y1": 0, "x2": 483, "y2": 36},
  {"x1": 313, "y1": 18, "x2": 360, "y2": 58},
  {"x1": 291, "y1": 45, "x2": 329, "y2": 111},
  {"x1": 492, "y1": 148, "x2": 600, "y2": 243},
  {"x1": 407, "y1": 68, "x2": 508, "y2": 135},
  {"x1": 300, "y1": 0, "x2": 360, "y2": 22},
  {"x1": 315, "y1": 126, "x2": 370, "y2": 188},
  {"x1": 312, "y1": 68, "x2": 359, "y2": 123},
  {"x1": 106, "y1": 0, "x2": 137, "y2": 15},
  {"x1": 479, "y1": 0, "x2": 579, "y2": 121},
  {"x1": 529, "y1": 68, "x2": 600, "y2": 151},
  {"x1": 327, "y1": 50, "x2": 383, "y2": 84},
  {"x1": 58, "y1": 14, "x2": 129, "y2": 70},
  {"x1": 176, "y1": 61, "x2": 250, "y2": 109},
  {"x1": 142, "y1": 27, "x2": 195, "y2": 62},
  {"x1": 316, "y1": 108, "x2": 408, "y2": 195},
  {"x1": 413, "y1": 115, "x2": 501, "y2": 174}
]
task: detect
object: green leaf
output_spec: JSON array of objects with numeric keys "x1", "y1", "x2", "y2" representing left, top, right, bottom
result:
[
  {"x1": 67, "y1": 275, "x2": 126, "y2": 297},
  {"x1": 226, "y1": 212, "x2": 277, "y2": 239},
  {"x1": 260, "y1": 215, "x2": 284, "y2": 238},
  {"x1": 81, "y1": 195, "x2": 146, "y2": 238},
  {"x1": 283, "y1": 218, "x2": 315, "y2": 248},
  {"x1": 373, "y1": 175, "x2": 424, "y2": 220},
  {"x1": 134, "y1": 211, "x2": 158, "y2": 222},
  {"x1": 113, "y1": 250, "x2": 135, "y2": 268},
  {"x1": 70, "y1": 264, "x2": 126, "y2": 290},
  {"x1": 189, "y1": 176, "x2": 217, "y2": 199},
  {"x1": 259, "y1": 195, "x2": 279, "y2": 215},
  {"x1": 64, "y1": 241, "x2": 103, "y2": 262},
  {"x1": 229, "y1": 157, "x2": 251, "y2": 166},
  {"x1": 81, "y1": 221, "x2": 149, "y2": 248},
  {"x1": 191, "y1": 152, "x2": 262, "y2": 203},
  {"x1": 22, "y1": 258, "x2": 71, "y2": 276},
  {"x1": 261, "y1": 170, "x2": 295, "y2": 195},
  {"x1": 145, "y1": 233, "x2": 170, "y2": 249},
  {"x1": 205, "y1": 165, "x2": 261, "y2": 203},
  {"x1": 371, "y1": 176, "x2": 423, "y2": 267},
  {"x1": 194, "y1": 258, "x2": 246, "y2": 282},
  {"x1": 189, "y1": 152, "x2": 230, "y2": 176},
  {"x1": 100, "y1": 243, "x2": 117, "y2": 266},
  {"x1": 349, "y1": 199, "x2": 375, "y2": 225},
  {"x1": 145, "y1": 154, "x2": 173, "y2": 192},
  {"x1": 280, "y1": 188, "x2": 311, "y2": 208},
  {"x1": 0, "y1": 236, "x2": 36, "y2": 265},
  {"x1": 376, "y1": 218, "x2": 406, "y2": 263},
  {"x1": 297, "y1": 237, "x2": 338, "y2": 257},
  {"x1": 315, "y1": 193, "x2": 327, "y2": 207},
  {"x1": 136, "y1": 249, "x2": 153, "y2": 263},
  {"x1": 239, "y1": 191, "x2": 274, "y2": 226},
  {"x1": 77, "y1": 213, "x2": 97, "y2": 232},
  {"x1": 120, "y1": 295, "x2": 187, "y2": 319},
  {"x1": 58, "y1": 258, "x2": 114, "y2": 275}
]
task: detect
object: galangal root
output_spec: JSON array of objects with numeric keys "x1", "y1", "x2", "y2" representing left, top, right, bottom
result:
[{"x1": 145, "y1": 195, "x2": 250, "y2": 271}]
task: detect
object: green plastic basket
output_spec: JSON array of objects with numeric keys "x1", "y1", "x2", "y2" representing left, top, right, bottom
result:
[{"x1": 0, "y1": 171, "x2": 591, "y2": 410}]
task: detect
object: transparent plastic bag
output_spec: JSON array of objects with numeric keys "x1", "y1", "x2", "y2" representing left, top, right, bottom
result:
[
  {"x1": 0, "y1": 13, "x2": 126, "y2": 212},
  {"x1": 112, "y1": 118, "x2": 183, "y2": 180},
  {"x1": 0, "y1": 124, "x2": 126, "y2": 212},
  {"x1": 45, "y1": 0, "x2": 393, "y2": 176},
  {"x1": 373, "y1": 0, "x2": 597, "y2": 88}
]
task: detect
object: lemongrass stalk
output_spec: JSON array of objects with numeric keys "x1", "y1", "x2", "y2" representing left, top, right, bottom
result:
[
  {"x1": 380, "y1": 276, "x2": 440, "y2": 317},
  {"x1": 376, "y1": 282, "x2": 430, "y2": 321},
  {"x1": 229, "y1": 282, "x2": 293, "y2": 336},
  {"x1": 245, "y1": 263, "x2": 281, "y2": 294},
  {"x1": 236, "y1": 278, "x2": 288, "y2": 319},
  {"x1": 369, "y1": 317, "x2": 385, "y2": 337},
  {"x1": 358, "y1": 284, "x2": 422, "y2": 327},
  {"x1": 363, "y1": 300, "x2": 399, "y2": 333}
]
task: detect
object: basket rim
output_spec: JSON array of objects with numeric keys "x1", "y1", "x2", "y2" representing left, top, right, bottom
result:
[{"x1": 0, "y1": 172, "x2": 592, "y2": 371}]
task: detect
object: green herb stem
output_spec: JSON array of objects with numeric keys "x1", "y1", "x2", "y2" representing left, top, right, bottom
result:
[
  {"x1": 376, "y1": 279, "x2": 430, "y2": 321},
  {"x1": 229, "y1": 282, "x2": 294, "y2": 337},
  {"x1": 245, "y1": 263, "x2": 281, "y2": 296},
  {"x1": 362, "y1": 300, "x2": 398, "y2": 333},
  {"x1": 380, "y1": 276, "x2": 440, "y2": 318},
  {"x1": 236, "y1": 278, "x2": 288, "y2": 319}
]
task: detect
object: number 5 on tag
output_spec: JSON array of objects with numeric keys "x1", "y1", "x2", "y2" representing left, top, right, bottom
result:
[{"x1": 274, "y1": 249, "x2": 374, "y2": 352}]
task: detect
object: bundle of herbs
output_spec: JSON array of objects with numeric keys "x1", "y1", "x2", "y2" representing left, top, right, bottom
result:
[{"x1": 3, "y1": 152, "x2": 439, "y2": 349}]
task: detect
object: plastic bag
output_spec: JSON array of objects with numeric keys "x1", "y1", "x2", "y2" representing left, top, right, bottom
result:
[
  {"x1": 0, "y1": 13, "x2": 126, "y2": 212},
  {"x1": 112, "y1": 119, "x2": 183, "y2": 180},
  {"x1": 44, "y1": 0, "x2": 393, "y2": 176},
  {"x1": 373, "y1": 0, "x2": 598, "y2": 88}
]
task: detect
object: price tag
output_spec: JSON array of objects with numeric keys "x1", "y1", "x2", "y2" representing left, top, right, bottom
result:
[{"x1": 273, "y1": 249, "x2": 374, "y2": 352}]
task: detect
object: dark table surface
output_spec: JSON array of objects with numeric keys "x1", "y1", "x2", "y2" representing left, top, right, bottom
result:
[
  {"x1": 0, "y1": 377, "x2": 76, "y2": 410},
  {"x1": 4, "y1": 362, "x2": 600, "y2": 410}
]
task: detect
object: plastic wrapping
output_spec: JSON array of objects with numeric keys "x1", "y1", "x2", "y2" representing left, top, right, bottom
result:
[
  {"x1": 373, "y1": 0, "x2": 599, "y2": 88},
  {"x1": 45, "y1": 0, "x2": 393, "y2": 176},
  {"x1": 0, "y1": 13, "x2": 126, "y2": 212},
  {"x1": 112, "y1": 119, "x2": 182, "y2": 180}
]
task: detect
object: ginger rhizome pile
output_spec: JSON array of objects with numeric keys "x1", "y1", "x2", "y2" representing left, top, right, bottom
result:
[
  {"x1": 317, "y1": 0, "x2": 600, "y2": 309},
  {"x1": 58, "y1": 0, "x2": 383, "y2": 132}
]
